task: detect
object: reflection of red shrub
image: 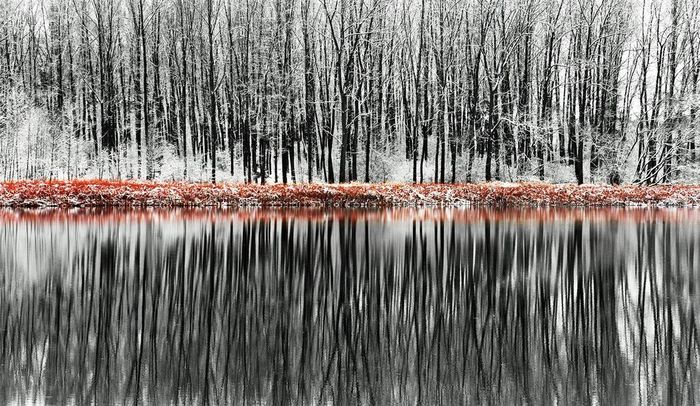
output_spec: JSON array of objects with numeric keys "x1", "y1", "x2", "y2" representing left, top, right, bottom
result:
[
  {"x1": 1, "y1": 180, "x2": 700, "y2": 208},
  {"x1": 1, "y1": 206, "x2": 699, "y2": 225}
]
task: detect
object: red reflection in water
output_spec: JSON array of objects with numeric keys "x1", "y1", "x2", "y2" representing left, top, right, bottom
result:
[{"x1": 1, "y1": 206, "x2": 699, "y2": 225}]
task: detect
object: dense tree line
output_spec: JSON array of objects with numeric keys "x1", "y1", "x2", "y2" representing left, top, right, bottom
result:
[{"x1": 0, "y1": 0, "x2": 699, "y2": 184}]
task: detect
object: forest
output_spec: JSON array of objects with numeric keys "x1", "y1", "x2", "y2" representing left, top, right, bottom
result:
[{"x1": 1, "y1": 0, "x2": 699, "y2": 185}]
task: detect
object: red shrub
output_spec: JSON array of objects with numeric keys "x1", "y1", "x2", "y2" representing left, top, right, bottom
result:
[{"x1": 1, "y1": 180, "x2": 700, "y2": 208}]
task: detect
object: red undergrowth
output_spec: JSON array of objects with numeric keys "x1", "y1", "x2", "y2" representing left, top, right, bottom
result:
[{"x1": 1, "y1": 180, "x2": 700, "y2": 208}]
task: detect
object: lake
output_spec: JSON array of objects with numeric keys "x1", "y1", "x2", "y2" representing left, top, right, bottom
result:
[{"x1": 0, "y1": 208, "x2": 699, "y2": 405}]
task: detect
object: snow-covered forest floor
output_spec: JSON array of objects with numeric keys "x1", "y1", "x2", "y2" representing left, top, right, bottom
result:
[{"x1": 2, "y1": 180, "x2": 700, "y2": 208}]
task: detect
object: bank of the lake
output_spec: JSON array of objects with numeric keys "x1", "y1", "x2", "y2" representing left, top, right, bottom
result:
[{"x1": 1, "y1": 179, "x2": 700, "y2": 208}]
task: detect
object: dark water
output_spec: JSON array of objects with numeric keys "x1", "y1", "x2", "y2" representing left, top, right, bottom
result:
[{"x1": 0, "y1": 208, "x2": 699, "y2": 405}]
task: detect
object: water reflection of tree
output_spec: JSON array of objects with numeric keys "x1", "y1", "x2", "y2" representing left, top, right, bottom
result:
[{"x1": 0, "y1": 210, "x2": 698, "y2": 404}]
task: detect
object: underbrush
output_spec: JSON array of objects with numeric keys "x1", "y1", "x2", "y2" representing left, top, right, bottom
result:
[{"x1": 1, "y1": 180, "x2": 700, "y2": 208}]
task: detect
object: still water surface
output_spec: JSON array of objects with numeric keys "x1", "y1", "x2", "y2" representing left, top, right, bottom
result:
[{"x1": 0, "y1": 208, "x2": 699, "y2": 405}]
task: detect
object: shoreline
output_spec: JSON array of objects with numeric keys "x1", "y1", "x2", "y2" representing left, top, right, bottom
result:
[{"x1": 1, "y1": 180, "x2": 700, "y2": 208}]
